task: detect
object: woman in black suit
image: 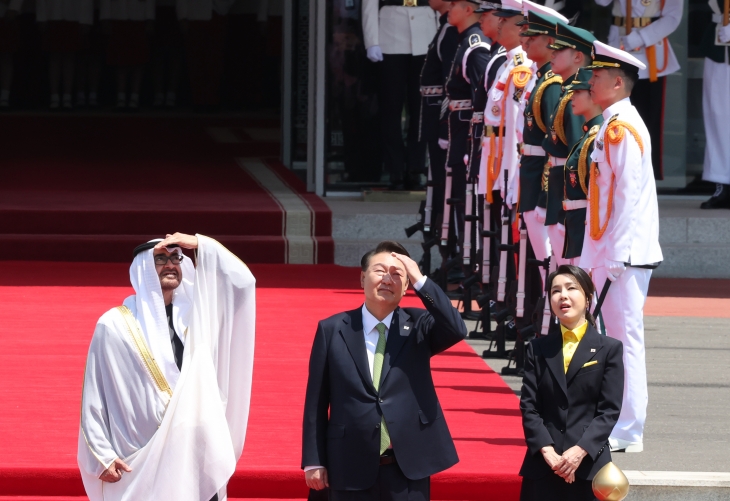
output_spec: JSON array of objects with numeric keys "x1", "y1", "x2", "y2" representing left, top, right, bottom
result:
[{"x1": 519, "y1": 265, "x2": 624, "y2": 501}]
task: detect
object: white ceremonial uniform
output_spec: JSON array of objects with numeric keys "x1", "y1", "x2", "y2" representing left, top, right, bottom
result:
[
  {"x1": 79, "y1": 236, "x2": 256, "y2": 501},
  {"x1": 361, "y1": 0, "x2": 437, "y2": 56},
  {"x1": 702, "y1": 0, "x2": 730, "y2": 185},
  {"x1": 36, "y1": 0, "x2": 94, "y2": 24},
  {"x1": 486, "y1": 46, "x2": 531, "y2": 207},
  {"x1": 100, "y1": 0, "x2": 155, "y2": 20},
  {"x1": 581, "y1": 97, "x2": 662, "y2": 444},
  {"x1": 176, "y1": 0, "x2": 234, "y2": 20},
  {"x1": 594, "y1": 0, "x2": 682, "y2": 80}
]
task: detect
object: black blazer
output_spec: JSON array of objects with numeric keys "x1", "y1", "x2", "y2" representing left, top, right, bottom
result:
[
  {"x1": 519, "y1": 324, "x2": 624, "y2": 481},
  {"x1": 301, "y1": 279, "x2": 467, "y2": 491}
]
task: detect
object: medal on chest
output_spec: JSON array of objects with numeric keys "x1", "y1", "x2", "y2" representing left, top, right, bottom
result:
[
  {"x1": 640, "y1": 0, "x2": 652, "y2": 6},
  {"x1": 526, "y1": 111, "x2": 534, "y2": 130},
  {"x1": 492, "y1": 105, "x2": 500, "y2": 116},
  {"x1": 550, "y1": 125, "x2": 558, "y2": 144},
  {"x1": 570, "y1": 171, "x2": 577, "y2": 188},
  {"x1": 596, "y1": 138, "x2": 604, "y2": 151}
]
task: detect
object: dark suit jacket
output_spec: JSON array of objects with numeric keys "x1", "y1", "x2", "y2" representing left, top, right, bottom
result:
[
  {"x1": 301, "y1": 279, "x2": 467, "y2": 491},
  {"x1": 519, "y1": 324, "x2": 624, "y2": 481}
]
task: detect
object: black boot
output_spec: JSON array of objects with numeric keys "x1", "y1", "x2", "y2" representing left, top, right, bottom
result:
[{"x1": 700, "y1": 184, "x2": 730, "y2": 209}]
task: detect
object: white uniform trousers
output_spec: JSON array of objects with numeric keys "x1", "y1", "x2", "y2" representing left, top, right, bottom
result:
[
  {"x1": 702, "y1": 56, "x2": 730, "y2": 185},
  {"x1": 591, "y1": 265, "x2": 652, "y2": 444},
  {"x1": 546, "y1": 223, "x2": 575, "y2": 266},
  {"x1": 523, "y1": 210, "x2": 551, "y2": 286}
]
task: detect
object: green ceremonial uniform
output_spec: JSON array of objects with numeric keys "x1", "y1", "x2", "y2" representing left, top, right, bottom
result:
[
  {"x1": 540, "y1": 82, "x2": 584, "y2": 227},
  {"x1": 541, "y1": 23, "x2": 597, "y2": 229},
  {"x1": 521, "y1": 62, "x2": 561, "y2": 214},
  {"x1": 518, "y1": 12, "x2": 563, "y2": 215},
  {"x1": 562, "y1": 115, "x2": 603, "y2": 259}
]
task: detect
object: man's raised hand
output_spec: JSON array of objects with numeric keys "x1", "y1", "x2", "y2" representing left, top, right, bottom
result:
[
  {"x1": 99, "y1": 458, "x2": 132, "y2": 483},
  {"x1": 390, "y1": 252, "x2": 424, "y2": 286},
  {"x1": 154, "y1": 232, "x2": 198, "y2": 250},
  {"x1": 305, "y1": 467, "x2": 329, "y2": 490}
]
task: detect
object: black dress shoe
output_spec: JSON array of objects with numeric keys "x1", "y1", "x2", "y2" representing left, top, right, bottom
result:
[{"x1": 700, "y1": 184, "x2": 730, "y2": 209}]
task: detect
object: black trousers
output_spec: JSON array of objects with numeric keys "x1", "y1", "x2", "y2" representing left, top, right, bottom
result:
[
  {"x1": 520, "y1": 474, "x2": 596, "y2": 501},
  {"x1": 631, "y1": 76, "x2": 665, "y2": 180},
  {"x1": 428, "y1": 139, "x2": 447, "y2": 226},
  {"x1": 330, "y1": 462, "x2": 430, "y2": 501},
  {"x1": 380, "y1": 54, "x2": 428, "y2": 184},
  {"x1": 210, "y1": 495, "x2": 218, "y2": 501}
]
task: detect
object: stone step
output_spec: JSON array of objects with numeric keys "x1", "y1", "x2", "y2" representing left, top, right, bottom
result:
[
  {"x1": 327, "y1": 197, "x2": 730, "y2": 278},
  {"x1": 625, "y1": 471, "x2": 730, "y2": 500}
]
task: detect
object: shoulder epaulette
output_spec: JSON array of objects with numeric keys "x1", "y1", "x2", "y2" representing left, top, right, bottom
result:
[
  {"x1": 514, "y1": 53, "x2": 524, "y2": 66},
  {"x1": 532, "y1": 74, "x2": 563, "y2": 133},
  {"x1": 554, "y1": 91, "x2": 574, "y2": 146},
  {"x1": 578, "y1": 127, "x2": 600, "y2": 196}
]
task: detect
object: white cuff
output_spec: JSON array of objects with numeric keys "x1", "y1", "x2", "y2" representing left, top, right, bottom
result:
[
  {"x1": 413, "y1": 275, "x2": 428, "y2": 291},
  {"x1": 304, "y1": 465, "x2": 324, "y2": 472}
]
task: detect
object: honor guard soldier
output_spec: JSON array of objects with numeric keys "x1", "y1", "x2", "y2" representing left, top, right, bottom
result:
[
  {"x1": 362, "y1": 0, "x2": 438, "y2": 189},
  {"x1": 560, "y1": 68, "x2": 603, "y2": 261},
  {"x1": 542, "y1": 23, "x2": 595, "y2": 266},
  {"x1": 584, "y1": 41, "x2": 663, "y2": 453},
  {"x1": 518, "y1": 4, "x2": 568, "y2": 281},
  {"x1": 593, "y1": 0, "x2": 683, "y2": 180},
  {"x1": 419, "y1": 0, "x2": 459, "y2": 233},
  {"x1": 460, "y1": 1, "x2": 501, "y2": 272},
  {"x1": 541, "y1": 22, "x2": 595, "y2": 266},
  {"x1": 440, "y1": 0, "x2": 491, "y2": 256},
  {"x1": 699, "y1": 0, "x2": 730, "y2": 209}
]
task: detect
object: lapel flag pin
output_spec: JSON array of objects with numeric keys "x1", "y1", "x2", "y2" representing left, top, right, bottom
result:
[
  {"x1": 590, "y1": 349, "x2": 596, "y2": 352},
  {"x1": 403, "y1": 326, "x2": 410, "y2": 330}
]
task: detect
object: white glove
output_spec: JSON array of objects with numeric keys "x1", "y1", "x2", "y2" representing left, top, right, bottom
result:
[
  {"x1": 620, "y1": 31, "x2": 644, "y2": 51},
  {"x1": 719, "y1": 25, "x2": 730, "y2": 44},
  {"x1": 366, "y1": 45, "x2": 383, "y2": 63},
  {"x1": 605, "y1": 259, "x2": 626, "y2": 282},
  {"x1": 534, "y1": 206, "x2": 546, "y2": 223},
  {"x1": 438, "y1": 138, "x2": 449, "y2": 150}
]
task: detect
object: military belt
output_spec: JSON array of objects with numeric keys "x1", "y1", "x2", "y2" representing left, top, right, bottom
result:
[
  {"x1": 471, "y1": 112, "x2": 484, "y2": 124},
  {"x1": 420, "y1": 85, "x2": 443, "y2": 96},
  {"x1": 549, "y1": 155, "x2": 567, "y2": 166},
  {"x1": 485, "y1": 125, "x2": 504, "y2": 136},
  {"x1": 522, "y1": 144, "x2": 545, "y2": 156},
  {"x1": 449, "y1": 99, "x2": 472, "y2": 111},
  {"x1": 563, "y1": 199, "x2": 588, "y2": 211},
  {"x1": 613, "y1": 16, "x2": 659, "y2": 28}
]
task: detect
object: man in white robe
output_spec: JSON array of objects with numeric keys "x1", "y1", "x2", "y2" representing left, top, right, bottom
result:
[{"x1": 78, "y1": 233, "x2": 256, "y2": 501}]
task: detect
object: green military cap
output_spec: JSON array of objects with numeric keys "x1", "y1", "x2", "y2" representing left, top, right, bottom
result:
[
  {"x1": 518, "y1": 11, "x2": 561, "y2": 37},
  {"x1": 548, "y1": 23, "x2": 597, "y2": 57},
  {"x1": 563, "y1": 68, "x2": 593, "y2": 92}
]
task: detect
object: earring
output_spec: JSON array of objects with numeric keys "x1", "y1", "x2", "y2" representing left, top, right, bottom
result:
[{"x1": 554, "y1": 315, "x2": 558, "y2": 325}]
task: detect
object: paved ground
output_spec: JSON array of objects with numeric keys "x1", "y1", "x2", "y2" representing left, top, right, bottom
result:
[{"x1": 464, "y1": 315, "x2": 730, "y2": 473}]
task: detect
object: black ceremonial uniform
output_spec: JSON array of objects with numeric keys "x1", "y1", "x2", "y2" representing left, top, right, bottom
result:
[
  {"x1": 521, "y1": 62, "x2": 560, "y2": 214},
  {"x1": 467, "y1": 42, "x2": 503, "y2": 181},
  {"x1": 443, "y1": 22, "x2": 491, "y2": 248},
  {"x1": 541, "y1": 82, "x2": 583, "y2": 228},
  {"x1": 420, "y1": 13, "x2": 459, "y2": 221},
  {"x1": 562, "y1": 115, "x2": 602, "y2": 259}
]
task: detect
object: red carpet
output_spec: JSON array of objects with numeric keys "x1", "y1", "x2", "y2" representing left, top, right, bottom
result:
[
  {"x1": 0, "y1": 115, "x2": 332, "y2": 263},
  {"x1": 0, "y1": 262, "x2": 525, "y2": 500}
]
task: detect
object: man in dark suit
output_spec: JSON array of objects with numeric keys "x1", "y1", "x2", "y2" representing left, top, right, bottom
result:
[
  {"x1": 302, "y1": 240, "x2": 467, "y2": 501},
  {"x1": 519, "y1": 271, "x2": 624, "y2": 501}
]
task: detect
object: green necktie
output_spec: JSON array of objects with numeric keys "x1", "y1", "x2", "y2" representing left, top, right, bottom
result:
[{"x1": 373, "y1": 322, "x2": 390, "y2": 455}]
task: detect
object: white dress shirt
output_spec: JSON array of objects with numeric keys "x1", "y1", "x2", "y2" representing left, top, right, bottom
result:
[{"x1": 304, "y1": 275, "x2": 428, "y2": 472}]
